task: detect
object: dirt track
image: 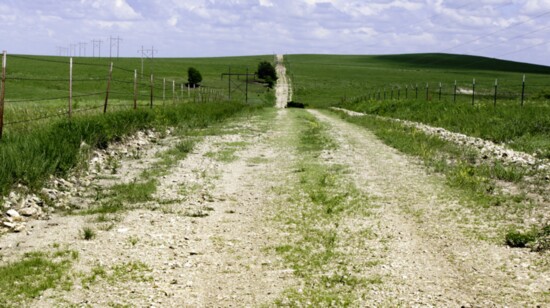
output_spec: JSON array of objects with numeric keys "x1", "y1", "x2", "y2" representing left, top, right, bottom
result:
[{"x1": 0, "y1": 56, "x2": 548, "y2": 307}]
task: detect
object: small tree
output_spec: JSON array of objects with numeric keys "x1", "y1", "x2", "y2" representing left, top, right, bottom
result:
[
  {"x1": 187, "y1": 67, "x2": 202, "y2": 87},
  {"x1": 257, "y1": 61, "x2": 277, "y2": 88}
]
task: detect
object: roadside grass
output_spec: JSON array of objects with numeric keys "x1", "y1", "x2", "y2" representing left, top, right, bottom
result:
[
  {"x1": 81, "y1": 261, "x2": 152, "y2": 289},
  {"x1": 332, "y1": 110, "x2": 547, "y2": 248},
  {"x1": 0, "y1": 101, "x2": 255, "y2": 197},
  {"x1": 339, "y1": 99, "x2": 550, "y2": 158},
  {"x1": 205, "y1": 141, "x2": 248, "y2": 162},
  {"x1": 273, "y1": 110, "x2": 378, "y2": 306},
  {"x1": 0, "y1": 249, "x2": 78, "y2": 307}
]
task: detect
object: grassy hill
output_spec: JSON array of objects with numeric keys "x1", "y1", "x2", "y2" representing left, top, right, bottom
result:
[{"x1": 286, "y1": 53, "x2": 550, "y2": 108}]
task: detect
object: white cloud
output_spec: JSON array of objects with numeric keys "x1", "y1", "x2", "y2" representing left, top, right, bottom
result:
[{"x1": 0, "y1": 0, "x2": 548, "y2": 65}]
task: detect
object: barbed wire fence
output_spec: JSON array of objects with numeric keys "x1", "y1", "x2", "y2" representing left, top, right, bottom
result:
[
  {"x1": 0, "y1": 51, "x2": 231, "y2": 139},
  {"x1": 341, "y1": 75, "x2": 550, "y2": 107}
]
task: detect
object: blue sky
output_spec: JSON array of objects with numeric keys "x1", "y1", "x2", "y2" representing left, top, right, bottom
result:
[{"x1": 1, "y1": 0, "x2": 550, "y2": 66}]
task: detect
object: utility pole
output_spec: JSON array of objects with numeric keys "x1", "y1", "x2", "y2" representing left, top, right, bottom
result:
[
  {"x1": 138, "y1": 46, "x2": 157, "y2": 77},
  {"x1": 110, "y1": 36, "x2": 122, "y2": 59},
  {"x1": 92, "y1": 39, "x2": 103, "y2": 58},
  {"x1": 69, "y1": 44, "x2": 77, "y2": 57},
  {"x1": 78, "y1": 42, "x2": 87, "y2": 57}
]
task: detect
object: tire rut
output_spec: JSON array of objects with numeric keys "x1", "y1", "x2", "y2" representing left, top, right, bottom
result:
[{"x1": 308, "y1": 109, "x2": 549, "y2": 307}]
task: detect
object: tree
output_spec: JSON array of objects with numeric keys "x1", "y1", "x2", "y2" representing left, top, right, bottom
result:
[
  {"x1": 187, "y1": 67, "x2": 202, "y2": 87},
  {"x1": 257, "y1": 61, "x2": 277, "y2": 88}
]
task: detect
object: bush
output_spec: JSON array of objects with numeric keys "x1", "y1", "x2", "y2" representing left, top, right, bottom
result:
[
  {"x1": 505, "y1": 230, "x2": 536, "y2": 248},
  {"x1": 505, "y1": 225, "x2": 550, "y2": 252}
]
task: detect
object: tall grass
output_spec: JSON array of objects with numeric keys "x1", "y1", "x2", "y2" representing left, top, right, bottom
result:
[
  {"x1": 340, "y1": 99, "x2": 550, "y2": 158},
  {"x1": 0, "y1": 101, "x2": 256, "y2": 196}
]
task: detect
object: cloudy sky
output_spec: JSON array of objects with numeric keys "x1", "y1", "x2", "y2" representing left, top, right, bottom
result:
[{"x1": 1, "y1": 0, "x2": 550, "y2": 65}]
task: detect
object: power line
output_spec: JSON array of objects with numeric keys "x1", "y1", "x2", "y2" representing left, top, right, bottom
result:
[{"x1": 109, "y1": 36, "x2": 123, "y2": 59}]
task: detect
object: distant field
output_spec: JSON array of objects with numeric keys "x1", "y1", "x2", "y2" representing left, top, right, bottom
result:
[
  {"x1": 285, "y1": 53, "x2": 550, "y2": 157},
  {"x1": 286, "y1": 53, "x2": 550, "y2": 108}
]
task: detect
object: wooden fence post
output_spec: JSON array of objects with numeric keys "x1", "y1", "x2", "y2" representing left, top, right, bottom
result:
[
  {"x1": 521, "y1": 74, "x2": 526, "y2": 107},
  {"x1": 245, "y1": 67, "x2": 249, "y2": 104},
  {"x1": 415, "y1": 84, "x2": 418, "y2": 100},
  {"x1": 493, "y1": 79, "x2": 498, "y2": 107},
  {"x1": 172, "y1": 80, "x2": 175, "y2": 104},
  {"x1": 0, "y1": 51, "x2": 6, "y2": 139},
  {"x1": 453, "y1": 80, "x2": 457, "y2": 103},
  {"x1": 150, "y1": 74, "x2": 154, "y2": 108},
  {"x1": 471, "y1": 78, "x2": 476, "y2": 106},
  {"x1": 69, "y1": 57, "x2": 73, "y2": 119},
  {"x1": 133, "y1": 69, "x2": 138, "y2": 110},
  {"x1": 438, "y1": 82, "x2": 442, "y2": 101},
  {"x1": 163, "y1": 78, "x2": 166, "y2": 104},
  {"x1": 425, "y1": 83, "x2": 429, "y2": 101},
  {"x1": 103, "y1": 62, "x2": 113, "y2": 114}
]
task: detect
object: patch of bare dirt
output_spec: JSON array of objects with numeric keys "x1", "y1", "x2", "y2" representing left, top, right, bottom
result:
[{"x1": 309, "y1": 109, "x2": 549, "y2": 306}]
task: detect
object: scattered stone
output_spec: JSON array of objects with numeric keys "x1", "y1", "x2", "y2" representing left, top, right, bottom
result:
[
  {"x1": 19, "y1": 207, "x2": 39, "y2": 217},
  {"x1": 6, "y1": 209, "x2": 21, "y2": 219}
]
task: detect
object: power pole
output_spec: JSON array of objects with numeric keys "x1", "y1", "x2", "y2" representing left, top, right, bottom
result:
[
  {"x1": 92, "y1": 39, "x2": 103, "y2": 58},
  {"x1": 69, "y1": 44, "x2": 77, "y2": 57},
  {"x1": 109, "y1": 36, "x2": 122, "y2": 59},
  {"x1": 138, "y1": 46, "x2": 157, "y2": 77},
  {"x1": 78, "y1": 42, "x2": 87, "y2": 57}
]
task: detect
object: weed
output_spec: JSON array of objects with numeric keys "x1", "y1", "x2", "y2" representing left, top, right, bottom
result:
[
  {"x1": 81, "y1": 227, "x2": 96, "y2": 240},
  {"x1": 110, "y1": 179, "x2": 157, "y2": 204},
  {"x1": 128, "y1": 236, "x2": 139, "y2": 246},
  {"x1": 0, "y1": 249, "x2": 76, "y2": 307}
]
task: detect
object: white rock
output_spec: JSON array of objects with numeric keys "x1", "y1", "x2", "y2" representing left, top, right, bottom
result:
[
  {"x1": 6, "y1": 209, "x2": 20, "y2": 218},
  {"x1": 19, "y1": 207, "x2": 39, "y2": 217}
]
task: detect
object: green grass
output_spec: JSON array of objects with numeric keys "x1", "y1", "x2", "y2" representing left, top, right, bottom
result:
[
  {"x1": 0, "y1": 101, "x2": 262, "y2": 197},
  {"x1": 340, "y1": 99, "x2": 550, "y2": 158},
  {"x1": 0, "y1": 249, "x2": 78, "y2": 307},
  {"x1": 110, "y1": 179, "x2": 157, "y2": 203},
  {"x1": 285, "y1": 53, "x2": 550, "y2": 157},
  {"x1": 286, "y1": 53, "x2": 550, "y2": 109},
  {"x1": 274, "y1": 110, "x2": 377, "y2": 306}
]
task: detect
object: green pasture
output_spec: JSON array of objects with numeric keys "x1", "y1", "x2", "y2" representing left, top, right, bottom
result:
[
  {"x1": 286, "y1": 53, "x2": 550, "y2": 108},
  {"x1": 285, "y1": 53, "x2": 550, "y2": 157},
  {"x1": 2, "y1": 54, "x2": 275, "y2": 129}
]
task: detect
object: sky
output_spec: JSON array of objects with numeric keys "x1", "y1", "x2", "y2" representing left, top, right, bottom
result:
[{"x1": 1, "y1": 0, "x2": 550, "y2": 66}]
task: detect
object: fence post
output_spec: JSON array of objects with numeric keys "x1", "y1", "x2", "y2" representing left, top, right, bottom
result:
[
  {"x1": 172, "y1": 80, "x2": 175, "y2": 104},
  {"x1": 150, "y1": 74, "x2": 154, "y2": 108},
  {"x1": 181, "y1": 83, "x2": 184, "y2": 102},
  {"x1": 438, "y1": 82, "x2": 442, "y2": 101},
  {"x1": 163, "y1": 78, "x2": 166, "y2": 104},
  {"x1": 245, "y1": 67, "x2": 249, "y2": 104},
  {"x1": 405, "y1": 85, "x2": 408, "y2": 99},
  {"x1": 472, "y1": 78, "x2": 475, "y2": 106},
  {"x1": 425, "y1": 83, "x2": 429, "y2": 101},
  {"x1": 0, "y1": 51, "x2": 6, "y2": 139},
  {"x1": 103, "y1": 62, "x2": 113, "y2": 114},
  {"x1": 415, "y1": 84, "x2": 418, "y2": 100},
  {"x1": 521, "y1": 74, "x2": 525, "y2": 107},
  {"x1": 228, "y1": 66, "x2": 231, "y2": 100},
  {"x1": 133, "y1": 69, "x2": 138, "y2": 110},
  {"x1": 453, "y1": 80, "x2": 457, "y2": 103},
  {"x1": 69, "y1": 57, "x2": 73, "y2": 119},
  {"x1": 493, "y1": 79, "x2": 498, "y2": 107}
]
